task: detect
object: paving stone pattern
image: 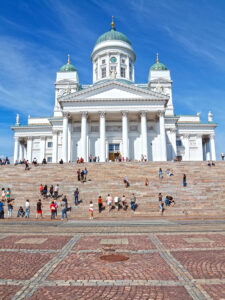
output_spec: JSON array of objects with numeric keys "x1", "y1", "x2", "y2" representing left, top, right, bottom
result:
[{"x1": 0, "y1": 231, "x2": 224, "y2": 299}]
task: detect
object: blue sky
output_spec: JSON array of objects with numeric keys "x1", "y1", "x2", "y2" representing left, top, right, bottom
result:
[{"x1": 0, "y1": 0, "x2": 225, "y2": 159}]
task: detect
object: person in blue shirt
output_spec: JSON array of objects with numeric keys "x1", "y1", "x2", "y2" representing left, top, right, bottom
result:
[
  {"x1": 159, "y1": 168, "x2": 163, "y2": 179},
  {"x1": 0, "y1": 201, "x2": 5, "y2": 219},
  {"x1": 164, "y1": 196, "x2": 170, "y2": 207}
]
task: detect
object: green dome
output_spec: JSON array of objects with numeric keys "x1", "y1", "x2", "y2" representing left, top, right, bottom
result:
[
  {"x1": 95, "y1": 28, "x2": 131, "y2": 46},
  {"x1": 60, "y1": 62, "x2": 77, "y2": 72},
  {"x1": 151, "y1": 62, "x2": 167, "y2": 71}
]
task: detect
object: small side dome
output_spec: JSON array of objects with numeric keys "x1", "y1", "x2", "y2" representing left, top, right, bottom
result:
[
  {"x1": 59, "y1": 54, "x2": 77, "y2": 72},
  {"x1": 150, "y1": 53, "x2": 167, "y2": 70}
]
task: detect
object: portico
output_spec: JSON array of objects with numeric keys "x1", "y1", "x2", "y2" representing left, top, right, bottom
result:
[{"x1": 58, "y1": 106, "x2": 168, "y2": 163}]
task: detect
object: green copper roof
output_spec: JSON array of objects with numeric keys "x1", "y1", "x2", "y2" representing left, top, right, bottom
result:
[
  {"x1": 95, "y1": 28, "x2": 131, "y2": 46},
  {"x1": 60, "y1": 63, "x2": 77, "y2": 72},
  {"x1": 151, "y1": 62, "x2": 167, "y2": 70}
]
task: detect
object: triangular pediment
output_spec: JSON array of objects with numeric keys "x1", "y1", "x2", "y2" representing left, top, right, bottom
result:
[{"x1": 59, "y1": 80, "x2": 169, "y2": 102}]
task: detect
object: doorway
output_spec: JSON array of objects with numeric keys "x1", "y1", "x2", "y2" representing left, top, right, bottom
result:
[{"x1": 108, "y1": 143, "x2": 120, "y2": 161}]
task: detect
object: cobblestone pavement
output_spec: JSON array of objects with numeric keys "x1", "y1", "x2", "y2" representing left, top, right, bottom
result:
[{"x1": 0, "y1": 220, "x2": 225, "y2": 299}]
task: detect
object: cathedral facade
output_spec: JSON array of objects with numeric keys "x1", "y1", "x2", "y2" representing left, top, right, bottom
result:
[{"x1": 12, "y1": 19, "x2": 217, "y2": 163}]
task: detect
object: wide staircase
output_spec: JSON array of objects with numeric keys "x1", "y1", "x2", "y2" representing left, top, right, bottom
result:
[{"x1": 0, "y1": 161, "x2": 225, "y2": 219}]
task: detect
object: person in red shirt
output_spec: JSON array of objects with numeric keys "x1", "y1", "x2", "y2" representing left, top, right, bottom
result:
[
  {"x1": 98, "y1": 196, "x2": 103, "y2": 213},
  {"x1": 50, "y1": 201, "x2": 56, "y2": 220},
  {"x1": 40, "y1": 184, "x2": 44, "y2": 195}
]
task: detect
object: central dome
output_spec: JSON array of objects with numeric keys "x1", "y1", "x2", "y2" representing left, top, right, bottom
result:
[{"x1": 95, "y1": 27, "x2": 132, "y2": 46}]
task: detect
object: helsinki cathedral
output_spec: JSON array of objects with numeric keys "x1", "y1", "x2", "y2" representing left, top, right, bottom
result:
[{"x1": 12, "y1": 18, "x2": 217, "y2": 163}]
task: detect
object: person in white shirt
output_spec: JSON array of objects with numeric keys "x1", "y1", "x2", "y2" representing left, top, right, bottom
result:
[
  {"x1": 106, "y1": 194, "x2": 113, "y2": 212},
  {"x1": 89, "y1": 201, "x2": 94, "y2": 219},
  {"x1": 114, "y1": 196, "x2": 119, "y2": 210},
  {"x1": 25, "y1": 199, "x2": 30, "y2": 218}
]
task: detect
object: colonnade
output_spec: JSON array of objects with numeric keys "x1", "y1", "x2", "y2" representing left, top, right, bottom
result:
[
  {"x1": 62, "y1": 111, "x2": 167, "y2": 163},
  {"x1": 203, "y1": 134, "x2": 216, "y2": 161}
]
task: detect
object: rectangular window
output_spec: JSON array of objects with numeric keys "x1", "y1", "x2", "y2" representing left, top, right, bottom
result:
[
  {"x1": 47, "y1": 142, "x2": 53, "y2": 148},
  {"x1": 121, "y1": 58, "x2": 125, "y2": 64},
  {"x1": 47, "y1": 157, "x2": 52, "y2": 163},
  {"x1": 121, "y1": 67, "x2": 125, "y2": 78},
  {"x1": 129, "y1": 68, "x2": 132, "y2": 80},
  {"x1": 176, "y1": 140, "x2": 182, "y2": 147},
  {"x1": 101, "y1": 67, "x2": 106, "y2": 78},
  {"x1": 102, "y1": 59, "x2": 106, "y2": 64},
  {"x1": 109, "y1": 144, "x2": 120, "y2": 151}
]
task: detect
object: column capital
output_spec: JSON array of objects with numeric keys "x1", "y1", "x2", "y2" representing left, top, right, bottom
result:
[
  {"x1": 52, "y1": 130, "x2": 59, "y2": 135},
  {"x1": 121, "y1": 111, "x2": 128, "y2": 117},
  {"x1": 27, "y1": 137, "x2": 33, "y2": 141},
  {"x1": 99, "y1": 111, "x2": 106, "y2": 118},
  {"x1": 170, "y1": 128, "x2": 177, "y2": 133},
  {"x1": 63, "y1": 112, "x2": 70, "y2": 118},
  {"x1": 140, "y1": 111, "x2": 147, "y2": 117},
  {"x1": 210, "y1": 133, "x2": 215, "y2": 139},
  {"x1": 183, "y1": 134, "x2": 189, "y2": 139},
  {"x1": 40, "y1": 136, "x2": 46, "y2": 140},
  {"x1": 81, "y1": 111, "x2": 88, "y2": 117},
  {"x1": 158, "y1": 110, "x2": 165, "y2": 117}
]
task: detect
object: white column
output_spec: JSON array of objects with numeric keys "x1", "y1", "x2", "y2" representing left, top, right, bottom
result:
[
  {"x1": 171, "y1": 128, "x2": 177, "y2": 160},
  {"x1": 183, "y1": 134, "x2": 190, "y2": 161},
  {"x1": 24, "y1": 145, "x2": 27, "y2": 160},
  {"x1": 68, "y1": 122, "x2": 72, "y2": 162},
  {"x1": 206, "y1": 140, "x2": 211, "y2": 160},
  {"x1": 14, "y1": 137, "x2": 19, "y2": 163},
  {"x1": 52, "y1": 131, "x2": 58, "y2": 163},
  {"x1": 27, "y1": 137, "x2": 32, "y2": 163},
  {"x1": 81, "y1": 112, "x2": 87, "y2": 162},
  {"x1": 159, "y1": 111, "x2": 167, "y2": 161},
  {"x1": 202, "y1": 140, "x2": 206, "y2": 161},
  {"x1": 19, "y1": 142, "x2": 23, "y2": 162},
  {"x1": 141, "y1": 112, "x2": 148, "y2": 160},
  {"x1": 100, "y1": 112, "x2": 106, "y2": 162},
  {"x1": 122, "y1": 111, "x2": 129, "y2": 160},
  {"x1": 40, "y1": 137, "x2": 46, "y2": 161},
  {"x1": 62, "y1": 113, "x2": 69, "y2": 162},
  {"x1": 210, "y1": 134, "x2": 216, "y2": 161}
]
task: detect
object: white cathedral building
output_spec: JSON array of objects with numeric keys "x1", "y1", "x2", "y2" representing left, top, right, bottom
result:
[{"x1": 12, "y1": 18, "x2": 217, "y2": 163}]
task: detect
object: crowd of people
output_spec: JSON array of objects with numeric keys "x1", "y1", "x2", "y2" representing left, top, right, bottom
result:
[
  {"x1": 5, "y1": 158, "x2": 221, "y2": 220},
  {"x1": 0, "y1": 157, "x2": 10, "y2": 165}
]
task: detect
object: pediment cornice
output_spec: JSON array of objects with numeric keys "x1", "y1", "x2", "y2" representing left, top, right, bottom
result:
[{"x1": 58, "y1": 80, "x2": 169, "y2": 103}]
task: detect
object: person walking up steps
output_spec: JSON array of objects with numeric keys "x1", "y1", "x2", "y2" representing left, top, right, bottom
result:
[
  {"x1": 36, "y1": 199, "x2": 43, "y2": 219},
  {"x1": 74, "y1": 188, "x2": 79, "y2": 207},
  {"x1": 183, "y1": 174, "x2": 187, "y2": 187},
  {"x1": 25, "y1": 200, "x2": 30, "y2": 218},
  {"x1": 89, "y1": 201, "x2": 94, "y2": 219},
  {"x1": 98, "y1": 196, "x2": 103, "y2": 213},
  {"x1": 61, "y1": 196, "x2": 68, "y2": 221},
  {"x1": 50, "y1": 201, "x2": 56, "y2": 220}
]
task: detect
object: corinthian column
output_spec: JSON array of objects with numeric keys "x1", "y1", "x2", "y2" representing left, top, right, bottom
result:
[
  {"x1": 81, "y1": 112, "x2": 88, "y2": 162},
  {"x1": 14, "y1": 137, "x2": 19, "y2": 163},
  {"x1": 122, "y1": 111, "x2": 129, "y2": 160},
  {"x1": 62, "y1": 113, "x2": 69, "y2": 162},
  {"x1": 99, "y1": 112, "x2": 106, "y2": 162},
  {"x1": 141, "y1": 112, "x2": 148, "y2": 160},
  {"x1": 159, "y1": 111, "x2": 167, "y2": 161},
  {"x1": 210, "y1": 134, "x2": 216, "y2": 161}
]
